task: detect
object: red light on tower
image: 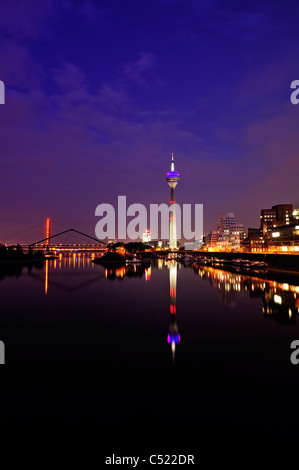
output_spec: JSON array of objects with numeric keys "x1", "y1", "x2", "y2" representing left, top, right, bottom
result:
[{"x1": 46, "y1": 218, "x2": 50, "y2": 245}]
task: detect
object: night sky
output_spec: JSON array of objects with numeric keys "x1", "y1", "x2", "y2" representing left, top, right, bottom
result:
[{"x1": 1, "y1": 0, "x2": 299, "y2": 243}]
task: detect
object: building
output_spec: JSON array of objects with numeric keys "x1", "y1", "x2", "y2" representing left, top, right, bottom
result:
[
  {"x1": 217, "y1": 213, "x2": 236, "y2": 242},
  {"x1": 229, "y1": 224, "x2": 244, "y2": 249},
  {"x1": 267, "y1": 222, "x2": 299, "y2": 253},
  {"x1": 260, "y1": 208, "x2": 276, "y2": 235},
  {"x1": 260, "y1": 204, "x2": 293, "y2": 235},
  {"x1": 248, "y1": 228, "x2": 261, "y2": 238},
  {"x1": 272, "y1": 204, "x2": 293, "y2": 225},
  {"x1": 207, "y1": 230, "x2": 218, "y2": 247},
  {"x1": 206, "y1": 214, "x2": 244, "y2": 250},
  {"x1": 249, "y1": 236, "x2": 266, "y2": 252},
  {"x1": 142, "y1": 229, "x2": 151, "y2": 244},
  {"x1": 216, "y1": 213, "x2": 244, "y2": 250},
  {"x1": 166, "y1": 153, "x2": 180, "y2": 250},
  {"x1": 292, "y1": 208, "x2": 299, "y2": 221},
  {"x1": 248, "y1": 203, "x2": 299, "y2": 252}
]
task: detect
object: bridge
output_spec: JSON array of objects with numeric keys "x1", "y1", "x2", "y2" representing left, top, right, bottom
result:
[{"x1": 20, "y1": 228, "x2": 107, "y2": 253}]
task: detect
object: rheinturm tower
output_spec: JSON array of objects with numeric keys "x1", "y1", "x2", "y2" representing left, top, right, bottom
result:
[{"x1": 166, "y1": 153, "x2": 180, "y2": 249}]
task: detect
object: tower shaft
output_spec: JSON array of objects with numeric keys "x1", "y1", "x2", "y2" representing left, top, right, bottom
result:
[
  {"x1": 166, "y1": 153, "x2": 180, "y2": 250},
  {"x1": 169, "y1": 184, "x2": 177, "y2": 249}
]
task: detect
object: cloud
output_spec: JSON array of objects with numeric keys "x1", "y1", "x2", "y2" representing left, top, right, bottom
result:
[
  {"x1": 0, "y1": 0, "x2": 53, "y2": 40},
  {"x1": 0, "y1": 39, "x2": 44, "y2": 88},
  {"x1": 52, "y1": 61, "x2": 87, "y2": 93},
  {"x1": 122, "y1": 52, "x2": 158, "y2": 85},
  {"x1": 96, "y1": 84, "x2": 130, "y2": 113}
]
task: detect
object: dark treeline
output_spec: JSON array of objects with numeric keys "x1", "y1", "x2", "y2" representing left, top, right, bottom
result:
[{"x1": 0, "y1": 244, "x2": 44, "y2": 261}]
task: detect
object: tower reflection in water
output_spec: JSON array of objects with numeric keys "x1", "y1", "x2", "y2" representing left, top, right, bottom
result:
[
  {"x1": 167, "y1": 260, "x2": 180, "y2": 362},
  {"x1": 42, "y1": 255, "x2": 180, "y2": 360}
]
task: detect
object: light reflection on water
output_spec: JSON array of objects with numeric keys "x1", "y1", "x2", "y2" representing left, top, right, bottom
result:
[
  {"x1": 1, "y1": 253, "x2": 299, "y2": 365},
  {"x1": 1, "y1": 253, "x2": 299, "y2": 451},
  {"x1": 2, "y1": 254, "x2": 299, "y2": 325},
  {"x1": 39, "y1": 254, "x2": 299, "y2": 338},
  {"x1": 193, "y1": 264, "x2": 299, "y2": 324}
]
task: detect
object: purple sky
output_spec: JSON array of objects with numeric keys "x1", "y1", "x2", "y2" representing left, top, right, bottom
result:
[{"x1": 0, "y1": 0, "x2": 299, "y2": 243}]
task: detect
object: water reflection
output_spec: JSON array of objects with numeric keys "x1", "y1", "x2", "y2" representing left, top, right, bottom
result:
[
  {"x1": 38, "y1": 254, "x2": 153, "y2": 293},
  {"x1": 97, "y1": 257, "x2": 181, "y2": 362},
  {"x1": 145, "y1": 266, "x2": 151, "y2": 282},
  {"x1": 104, "y1": 262, "x2": 151, "y2": 280},
  {"x1": 167, "y1": 260, "x2": 180, "y2": 362},
  {"x1": 45, "y1": 259, "x2": 49, "y2": 295},
  {"x1": 0, "y1": 260, "x2": 44, "y2": 281},
  {"x1": 195, "y1": 265, "x2": 299, "y2": 324},
  {"x1": 2, "y1": 254, "x2": 298, "y2": 359},
  {"x1": 40, "y1": 253, "x2": 104, "y2": 293}
]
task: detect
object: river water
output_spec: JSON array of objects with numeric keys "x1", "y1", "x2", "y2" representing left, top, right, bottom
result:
[{"x1": 1, "y1": 254, "x2": 299, "y2": 462}]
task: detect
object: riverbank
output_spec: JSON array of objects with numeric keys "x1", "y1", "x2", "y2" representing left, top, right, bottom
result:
[{"x1": 198, "y1": 251, "x2": 299, "y2": 272}]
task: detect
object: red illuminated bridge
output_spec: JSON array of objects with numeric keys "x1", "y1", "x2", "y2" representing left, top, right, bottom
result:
[{"x1": 20, "y1": 228, "x2": 107, "y2": 253}]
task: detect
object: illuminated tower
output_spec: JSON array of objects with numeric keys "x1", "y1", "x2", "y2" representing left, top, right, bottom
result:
[
  {"x1": 167, "y1": 260, "x2": 180, "y2": 362},
  {"x1": 166, "y1": 153, "x2": 180, "y2": 250},
  {"x1": 46, "y1": 218, "x2": 51, "y2": 245}
]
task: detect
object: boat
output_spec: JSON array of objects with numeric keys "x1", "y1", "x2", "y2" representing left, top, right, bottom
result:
[{"x1": 251, "y1": 261, "x2": 267, "y2": 270}]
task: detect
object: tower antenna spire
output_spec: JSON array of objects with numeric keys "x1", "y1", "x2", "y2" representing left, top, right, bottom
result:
[{"x1": 171, "y1": 153, "x2": 174, "y2": 171}]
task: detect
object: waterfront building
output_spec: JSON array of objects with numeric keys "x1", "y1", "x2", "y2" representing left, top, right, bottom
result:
[
  {"x1": 248, "y1": 203, "x2": 297, "y2": 252},
  {"x1": 206, "y1": 214, "x2": 244, "y2": 250},
  {"x1": 272, "y1": 204, "x2": 293, "y2": 225},
  {"x1": 260, "y1": 204, "x2": 293, "y2": 235},
  {"x1": 229, "y1": 224, "x2": 244, "y2": 249},
  {"x1": 260, "y1": 208, "x2": 277, "y2": 235},
  {"x1": 266, "y1": 222, "x2": 299, "y2": 252},
  {"x1": 217, "y1": 213, "x2": 236, "y2": 242},
  {"x1": 293, "y1": 208, "x2": 299, "y2": 220},
  {"x1": 249, "y1": 236, "x2": 266, "y2": 252},
  {"x1": 248, "y1": 228, "x2": 261, "y2": 238},
  {"x1": 207, "y1": 230, "x2": 218, "y2": 247}
]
